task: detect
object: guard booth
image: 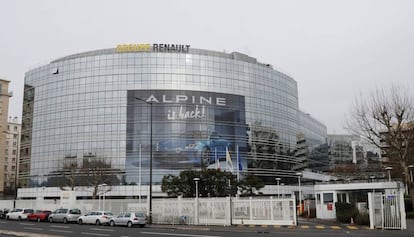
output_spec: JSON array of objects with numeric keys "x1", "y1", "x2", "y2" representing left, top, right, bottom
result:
[{"x1": 314, "y1": 181, "x2": 406, "y2": 229}]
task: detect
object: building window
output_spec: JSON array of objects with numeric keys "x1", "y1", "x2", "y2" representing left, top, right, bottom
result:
[
  {"x1": 11, "y1": 166, "x2": 15, "y2": 171},
  {"x1": 12, "y1": 150, "x2": 16, "y2": 155},
  {"x1": 323, "y1": 193, "x2": 334, "y2": 204}
]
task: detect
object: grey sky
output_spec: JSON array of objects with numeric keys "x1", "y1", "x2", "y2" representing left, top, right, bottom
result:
[{"x1": 1, "y1": 0, "x2": 413, "y2": 133}]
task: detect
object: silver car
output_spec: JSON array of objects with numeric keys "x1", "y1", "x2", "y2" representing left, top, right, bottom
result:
[
  {"x1": 109, "y1": 212, "x2": 146, "y2": 228},
  {"x1": 49, "y1": 208, "x2": 81, "y2": 223}
]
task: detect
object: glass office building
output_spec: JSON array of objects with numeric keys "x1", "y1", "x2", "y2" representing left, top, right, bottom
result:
[{"x1": 21, "y1": 45, "x2": 304, "y2": 188}]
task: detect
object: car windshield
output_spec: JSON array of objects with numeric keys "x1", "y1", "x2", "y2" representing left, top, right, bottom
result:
[
  {"x1": 12, "y1": 209, "x2": 22, "y2": 212},
  {"x1": 69, "y1": 209, "x2": 80, "y2": 214},
  {"x1": 135, "y1": 213, "x2": 145, "y2": 218},
  {"x1": 104, "y1": 212, "x2": 113, "y2": 215}
]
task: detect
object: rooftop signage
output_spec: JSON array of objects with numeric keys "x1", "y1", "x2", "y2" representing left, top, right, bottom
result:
[{"x1": 116, "y1": 43, "x2": 190, "y2": 53}]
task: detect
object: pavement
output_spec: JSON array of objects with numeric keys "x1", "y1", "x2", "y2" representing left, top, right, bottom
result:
[{"x1": 149, "y1": 217, "x2": 414, "y2": 232}]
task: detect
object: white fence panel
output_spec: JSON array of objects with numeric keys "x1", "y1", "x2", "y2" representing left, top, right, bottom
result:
[{"x1": 5, "y1": 196, "x2": 296, "y2": 226}]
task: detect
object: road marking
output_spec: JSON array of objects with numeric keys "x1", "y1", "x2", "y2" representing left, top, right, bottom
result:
[
  {"x1": 315, "y1": 225, "x2": 325, "y2": 229},
  {"x1": 141, "y1": 232, "x2": 221, "y2": 237},
  {"x1": 51, "y1": 225, "x2": 70, "y2": 228},
  {"x1": 300, "y1": 225, "x2": 309, "y2": 229},
  {"x1": 19, "y1": 222, "x2": 35, "y2": 226},
  {"x1": 331, "y1": 226, "x2": 341, "y2": 229},
  {"x1": 89, "y1": 228, "x2": 115, "y2": 232},
  {"x1": 24, "y1": 227, "x2": 43, "y2": 231},
  {"x1": 0, "y1": 221, "x2": 7, "y2": 224},
  {"x1": 347, "y1": 225, "x2": 358, "y2": 230},
  {"x1": 50, "y1": 229, "x2": 73, "y2": 233},
  {"x1": 273, "y1": 225, "x2": 281, "y2": 228},
  {"x1": 81, "y1": 232, "x2": 110, "y2": 237}
]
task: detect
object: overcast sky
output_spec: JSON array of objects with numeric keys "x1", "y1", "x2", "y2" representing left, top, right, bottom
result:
[{"x1": 1, "y1": 0, "x2": 413, "y2": 133}]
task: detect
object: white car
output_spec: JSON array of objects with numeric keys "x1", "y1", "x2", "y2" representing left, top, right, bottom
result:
[
  {"x1": 6, "y1": 208, "x2": 34, "y2": 221},
  {"x1": 78, "y1": 211, "x2": 114, "y2": 225}
]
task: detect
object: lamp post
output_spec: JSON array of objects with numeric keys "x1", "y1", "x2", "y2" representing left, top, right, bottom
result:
[
  {"x1": 98, "y1": 183, "x2": 107, "y2": 210},
  {"x1": 275, "y1": 178, "x2": 281, "y2": 198},
  {"x1": 135, "y1": 97, "x2": 153, "y2": 224},
  {"x1": 370, "y1": 176, "x2": 375, "y2": 194},
  {"x1": 193, "y1": 177, "x2": 200, "y2": 225},
  {"x1": 409, "y1": 165, "x2": 414, "y2": 182},
  {"x1": 385, "y1": 167, "x2": 392, "y2": 182},
  {"x1": 296, "y1": 172, "x2": 302, "y2": 215}
]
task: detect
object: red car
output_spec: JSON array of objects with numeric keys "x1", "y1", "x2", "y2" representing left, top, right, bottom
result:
[{"x1": 27, "y1": 210, "x2": 52, "y2": 222}]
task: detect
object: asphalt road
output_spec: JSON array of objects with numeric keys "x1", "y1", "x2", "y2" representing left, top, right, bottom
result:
[{"x1": 1, "y1": 219, "x2": 413, "y2": 237}]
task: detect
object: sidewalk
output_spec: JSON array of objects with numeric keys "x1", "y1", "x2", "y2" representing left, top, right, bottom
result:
[{"x1": 149, "y1": 217, "x2": 414, "y2": 233}]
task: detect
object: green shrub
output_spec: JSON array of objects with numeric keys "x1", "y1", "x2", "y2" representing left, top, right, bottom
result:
[
  {"x1": 335, "y1": 202, "x2": 358, "y2": 223},
  {"x1": 355, "y1": 213, "x2": 369, "y2": 225}
]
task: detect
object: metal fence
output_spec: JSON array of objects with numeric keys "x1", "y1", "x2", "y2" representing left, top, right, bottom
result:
[
  {"x1": 0, "y1": 196, "x2": 296, "y2": 226},
  {"x1": 368, "y1": 191, "x2": 407, "y2": 230}
]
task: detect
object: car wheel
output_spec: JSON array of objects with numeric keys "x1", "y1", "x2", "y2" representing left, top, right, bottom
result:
[
  {"x1": 95, "y1": 220, "x2": 101, "y2": 225},
  {"x1": 18, "y1": 216, "x2": 22, "y2": 221},
  {"x1": 78, "y1": 219, "x2": 83, "y2": 225},
  {"x1": 109, "y1": 220, "x2": 115, "y2": 226},
  {"x1": 127, "y1": 221, "x2": 133, "y2": 228},
  {"x1": 49, "y1": 217, "x2": 53, "y2": 223},
  {"x1": 37, "y1": 217, "x2": 41, "y2": 222},
  {"x1": 200, "y1": 147, "x2": 211, "y2": 167},
  {"x1": 63, "y1": 218, "x2": 68, "y2": 224},
  {"x1": 6, "y1": 216, "x2": 9, "y2": 220}
]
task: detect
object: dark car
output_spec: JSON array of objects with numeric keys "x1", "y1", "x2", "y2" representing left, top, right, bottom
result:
[
  {"x1": 0, "y1": 209, "x2": 9, "y2": 219},
  {"x1": 154, "y1": 132, "x2": 231, "y2": 167},
  {"x1": 27, "y1": 210, "x2": 52, "y2": 222}
]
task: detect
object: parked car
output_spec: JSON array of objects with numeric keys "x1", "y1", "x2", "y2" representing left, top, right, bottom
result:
[
  {"x1": 0, "y1": 209, "x2": 10, "y2": 219},
  {"x1": 78, "y1": 211, "x2": 114, "y2": 225},
  {"x1": 154, "y1": 131, "x2": 231, "y2": 167},
  {"x1": 5, "y1": 208, "x2": 34, "y2": 221},
  {"x1": 48, "y1": 208, "x2": 81, "y2": 223},
  {"x1": 27, "y1": 210, "x2": 52, "y2": 222},
  {"x1": 109, "y1": 212, "x2": 146, "y2": 228}
]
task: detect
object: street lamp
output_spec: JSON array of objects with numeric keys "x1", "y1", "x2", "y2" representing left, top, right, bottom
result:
[
  {"x1": 275, "y1": 178, "x2": 281, "y2": 198},
  {"x1": 98, "y1": 183, "x2": 107, "y2": 210},
  {"x1": 385, "y1": 167, "x2": 392, "y2": 182},
  {"x1": 193, "y1": 177, "x2": 200, "y2": 225},
  {"x1": 370, "y1": 176, "x2": 375, "y2": 194},
  {"x1": 409, "y1": 165, "x2": 414, "y2": 182},
  {"x1": 296, "y1": 172, "x2": 302, "y2": 215},
  {"x1": 135, "y1": 97, "x2": 153, "y2": 224}
]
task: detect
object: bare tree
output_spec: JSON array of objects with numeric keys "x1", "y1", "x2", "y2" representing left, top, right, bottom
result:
[
  {"x1": 347, "y1": 85, "x2": 414, "y2": 207},
  {"x1": 81, "y1": 158, "x2": 113, "y2": 199},
  {"x1": 60, "y1": 158, "x2": 79, "y2": 191}
]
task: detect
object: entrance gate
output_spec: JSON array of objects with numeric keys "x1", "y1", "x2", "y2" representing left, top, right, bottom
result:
[{"x1": 368, "y1": 191, "x2": 406, "y2": 230}]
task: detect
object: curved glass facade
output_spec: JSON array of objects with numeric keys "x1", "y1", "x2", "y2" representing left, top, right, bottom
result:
[{"x1": 21, "y1": 47, "x2": 300, "y2": 187}]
